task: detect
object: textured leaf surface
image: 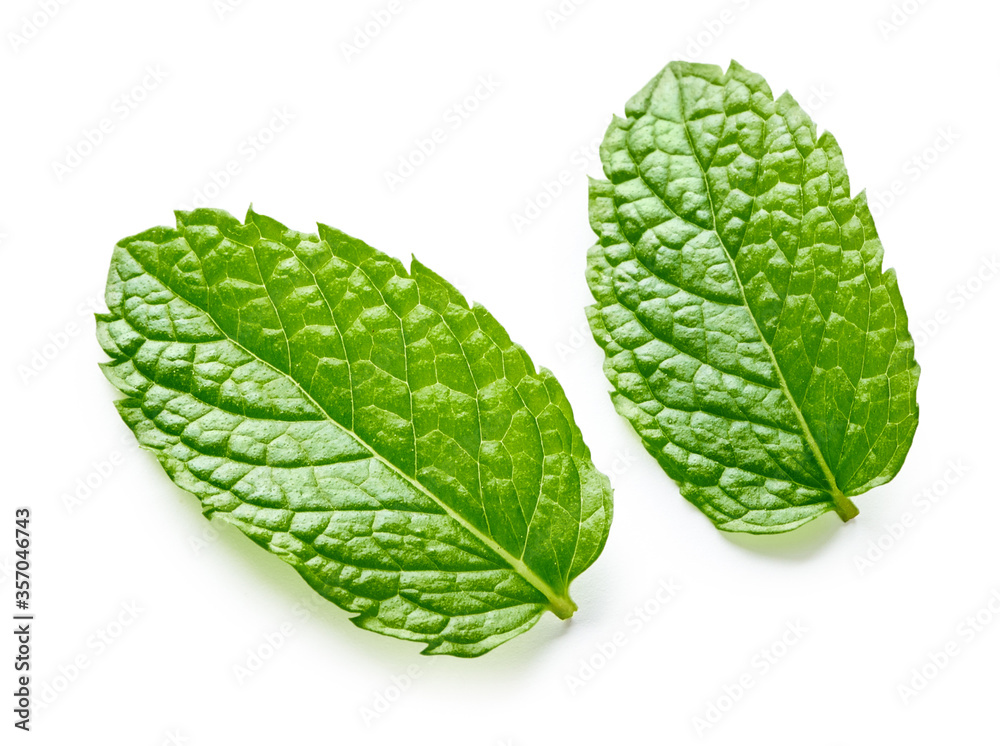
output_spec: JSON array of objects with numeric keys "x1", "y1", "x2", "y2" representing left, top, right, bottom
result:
[
  {"x1": 586, "y1": 61, "x2": 919, "y2": 533},
  {"x1": 99, "y1": 207, "x2": 612, "y2": 656}
]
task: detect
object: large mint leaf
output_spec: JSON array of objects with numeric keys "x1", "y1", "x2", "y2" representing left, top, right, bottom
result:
[
  {"x1": 98, "y1": 207, "x2": 612, "y2": 656},
  {"x1": 586, "y1": 61, "x2": 919, "y2": 533}
]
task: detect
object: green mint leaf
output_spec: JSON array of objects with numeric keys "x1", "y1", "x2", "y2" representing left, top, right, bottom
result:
[
  {"x1": 586, "y1": 61, "x2": 919, "y2": 533},
  {"x1": 98, "y1": 207, "x2": 612, "y2": 656}
]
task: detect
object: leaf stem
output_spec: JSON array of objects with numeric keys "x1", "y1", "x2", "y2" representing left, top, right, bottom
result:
[
  {"x1": 548, "y1": 596, "x2": 578, "y2": 620},
  {"x1": 831, "y1": 490, "x2": 860, "y2": 522}
]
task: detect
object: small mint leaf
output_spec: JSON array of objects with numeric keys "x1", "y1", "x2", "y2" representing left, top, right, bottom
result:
[{"x1": 586, "y1": 61, "x2": 919, "y2": 533}]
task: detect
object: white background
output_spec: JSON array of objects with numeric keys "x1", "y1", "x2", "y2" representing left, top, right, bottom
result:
[{"x1": 3, "y1": 0, "x2": 998, "y2": 743}]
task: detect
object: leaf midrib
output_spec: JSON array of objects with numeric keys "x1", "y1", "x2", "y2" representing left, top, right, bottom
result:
[
  {"x1": 667, "y1": 75, "x2": 858, "y2": 520},
  {"x1": 121, "y1": 236, "x2": 579, "y2": 617}
]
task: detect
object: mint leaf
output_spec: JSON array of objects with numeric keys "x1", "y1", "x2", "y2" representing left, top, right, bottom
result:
[
  {"x1": 586, "y1": 61, "x2": 919, "y2": 533},
  {"x1": 99, "y1": 207, "x2": 612, "y2": 656}
]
